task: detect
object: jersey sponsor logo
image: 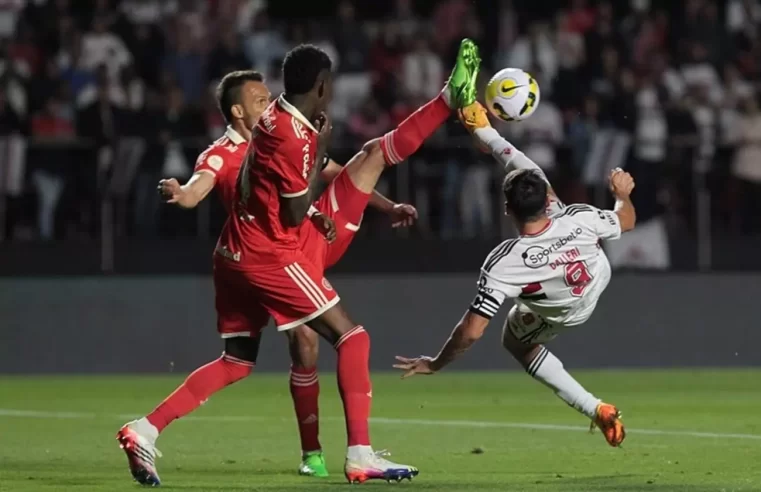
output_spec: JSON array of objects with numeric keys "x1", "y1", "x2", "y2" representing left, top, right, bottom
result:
[
  {"x1": 322, "y1": 278, "x2": 333, "y2": 291},
  {"x1": 521, "y1": 227, "x2": 583, "y2": 268},
  {"x1": 207, "y1": 154, "x2": 224, "y2": 171},
  {"x1": 549, "y1": 247, "x2": 581, "y2": 270},
  {"x1": 260, "y1": 109, "x2": 276, "y2": 132}
]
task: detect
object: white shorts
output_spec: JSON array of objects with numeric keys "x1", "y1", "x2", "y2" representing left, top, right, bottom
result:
[{"x1": 505, "y1": 304, "x2": 567, "y2": 345}]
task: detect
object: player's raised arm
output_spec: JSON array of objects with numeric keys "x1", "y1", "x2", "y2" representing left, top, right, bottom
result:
[
  {"x1": 609, "y1": 168, "x2": 636, "y2": 233},
  {"x1": 158, "y1": 172, "x2": 216, "y2": 209}
]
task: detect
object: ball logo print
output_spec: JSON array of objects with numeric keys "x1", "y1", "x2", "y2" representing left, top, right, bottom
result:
[{"x1": 485, "y1": 68, "x2": 541, "y2": 122}]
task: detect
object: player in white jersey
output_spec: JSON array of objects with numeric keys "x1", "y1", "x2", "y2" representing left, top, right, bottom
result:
[{"x1": 394, "y1": 102, "x2": 636, "y2": 447}]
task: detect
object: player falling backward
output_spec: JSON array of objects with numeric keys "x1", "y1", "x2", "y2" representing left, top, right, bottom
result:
[
  {"x1": 395, "y1": 102, "x2": 636, "y2": 447},
  {"x1": 116, "y1": 40, "x2": 481, "y2": 485}
]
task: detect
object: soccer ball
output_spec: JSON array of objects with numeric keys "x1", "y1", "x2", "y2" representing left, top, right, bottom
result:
[{"x1": 484, "y1": 68, "x2": 540, "y2": 122}]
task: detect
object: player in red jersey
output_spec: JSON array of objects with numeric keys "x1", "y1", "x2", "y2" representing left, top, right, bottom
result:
[
  {"x1": 118, "y1": 38, "x2": 481, "y2": 485},
  {"x1": 136, "y1": 69, "x2": 416, "y2": 480}
]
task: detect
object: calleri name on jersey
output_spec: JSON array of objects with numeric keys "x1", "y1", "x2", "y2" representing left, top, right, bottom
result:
[{"x1": 469, "y1": 204, "x2": 622, "y2": 327}]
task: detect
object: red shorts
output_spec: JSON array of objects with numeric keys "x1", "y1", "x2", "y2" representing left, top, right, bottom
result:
[
  {"x1": 213, "y1": 252, "x2": 340, "y2": 336},
  {"x1": 301, "y1": 169, "x2": 371, "y2": 271}
]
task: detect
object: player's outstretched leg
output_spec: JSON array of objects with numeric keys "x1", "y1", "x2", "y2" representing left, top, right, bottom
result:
[
  {"x1": 500, "y1": 314, "x2": 626, "y2": 447},
  {"x1": 116, "y1": 337, "x2": 259, "y2": 485},
  {"x1": 305, "y1": 304, "x2": 419, "y2": 484},
  {"x1": 286, "y1": 326, "x2": 329, "y2": 477},
  {"x1": 336, "y1": 38, "x2": 481, "y2": 200}
]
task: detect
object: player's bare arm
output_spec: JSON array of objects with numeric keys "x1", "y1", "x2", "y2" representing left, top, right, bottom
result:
[
  {"x1": 158, "y1": 172, "x2": 216, "y2": 209},
  {"x1": 280, "y1": 114, "x2": 333, "y2": 227},
  {"x1": 393, "y1": 310, "x2": 490, "y2": 378},
  {"x1": 321, "y1": 158, "x2": 418, "y2": 228},
  {"x1": 609, "y1": 168, "x2": 636, "y2": 232}
]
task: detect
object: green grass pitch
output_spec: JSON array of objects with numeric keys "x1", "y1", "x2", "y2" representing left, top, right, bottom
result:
[{"x1": 1, "y1": 370, "x2": 760, "y2": 491}]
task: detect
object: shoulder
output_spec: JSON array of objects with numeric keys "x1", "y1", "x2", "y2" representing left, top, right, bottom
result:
[
  {"x1": 482, "y1": 238, "x2": 522, "y2": 273},
  {"x1": 552, "y1": 203, "x2": 597, "y2": 219}
]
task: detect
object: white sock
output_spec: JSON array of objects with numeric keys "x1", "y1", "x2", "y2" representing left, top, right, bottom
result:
[
  {"x1": 473, "y1": 127, "x2": 549, "y2": 182},
  {"x1": 346, "y1": 444, "x2": 373, "y2": 462},
  {"x1": 527, "y1": 347, "x2": 600, "y2": 419},
  {"x1": 130, "y1": 417, "x2": 159, "y2": 444},
  {"x1": 440, "y1": 85, "x2": 454, "y2": 109}
]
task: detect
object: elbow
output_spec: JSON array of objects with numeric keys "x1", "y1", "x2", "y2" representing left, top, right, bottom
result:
[
  {"x1": 621, "y1": 210, "x2": 637, "y2": 233},
  {"x1": 457, "y1": 321, "x2": 485, "y2": 345},
  {"x1": 280, "y1": 207, "x2": 305, "y2": 228}
]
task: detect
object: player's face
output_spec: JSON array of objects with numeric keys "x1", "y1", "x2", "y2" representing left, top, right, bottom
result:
[{"x1": 240, "y1": 80, "x2": 272, "y2": 128}]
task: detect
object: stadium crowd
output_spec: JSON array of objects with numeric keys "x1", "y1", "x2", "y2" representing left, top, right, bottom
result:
[{"x1": 1, "y1": 0, "x2": 760, "y2": 242}]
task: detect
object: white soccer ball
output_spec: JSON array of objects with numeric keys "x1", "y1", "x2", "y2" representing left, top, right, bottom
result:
[{"x1": 484, "y1": 68, "x2": 541, "y2": 122}]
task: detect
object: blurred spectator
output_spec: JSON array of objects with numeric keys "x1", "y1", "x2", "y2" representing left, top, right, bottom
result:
[
  {"x1": 509, "y1": 75, "x2": 564, "y2": 177},
  {"x1": 127, "y1": 23, "x2": 165, "y2": 88},
  {"x1": 162, "y1": 25, "x2": 204, "y2": 104},
  {"x1": 504, "y1": 23, "x2": 557, "y2": 88},
  {"x1": 77, "y1": 64, "x2": 126, "y2": 108},
  {"x1": 629, "y1": 71, "x2": 669, "y2": 222},
  {"x1": 402, "y1": 35, "x2": 443, "y2": 101},
  {"x1": 393, "y1": 0, "x2": 421, "y2": 39},
  {"x1": 726, "y1": 0, "x2": 761, "y2": 40},
  {"x1": 121, "y1": 0, "x2": 178, "y2": 26},
  {"x1": 729, "y1": 93, "x2": 761, "y2": 233},
  {"x1": 681, "y1": 42, "x2": 723, "y2": 105},
  {"x1": 310, "y1": 23, "x2": 339, "y2": 73},
  {"x1": 369, "y1": 21, "x2": 404, "y2": 107},
  {"x1": 207, "y1": 30, "x2": 250, "y2": 83},
  {"x1": 0, "y1": 0, "x2": 24, "y2": 39},
  {"x1": 81, "y1": 15, "x2": 132, "y2": 81},
  {"x1": 568, "y1": 96, "x2": 600, "y2": 178},
  {"x1": 566, "y1": 0, "x2": 596, "y2": 34},
  {"x1": 8, "y1": 22, "x2": 42, "y2": 76},
  {"x1": 432, "y1": 0, "x2": 471, "y2": 54},
  {"x1": 244, "y1": 11, "x2": 287, "y2": 75},
  {"x1": 334, "y1": 1, "x2": 369, "y2": 74},
  {"x1": 347, "y1": 97, "x2": 390, "y2": 148},
  {"x1": 494, "y1": 0, "x2": 517, "y2": 58}
]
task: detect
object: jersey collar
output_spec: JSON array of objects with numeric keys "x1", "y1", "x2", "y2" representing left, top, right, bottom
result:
[
  {"x1": 224, "y1": 126, "x2": 246, "y2": 145},
  {"x1": 522, "y1": 219, "x2": 554, "y2": 237},
  {"x1": 277, "y1": 95, "x2": 318, "y2": 133}
]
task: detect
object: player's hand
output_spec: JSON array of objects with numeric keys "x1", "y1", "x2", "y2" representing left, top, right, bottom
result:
[
  {"x1": 609, "y1": 168, "x2": 635, "y2": 198},
  {"x1": 157, "y1": 178, "x2": 183, "y2": 204},
  {"x1": 389, "y1": 203, "x2": 418, "y2": 228},
  {"x1": 316, "y1": 112, "x2": 332, "y2": 148},
  {"x1": 311, "y1": 212, "x2": 337, "y2": 243},
  {"x1": 393, "y1": 355, "x2": 436, "y2": 379}
]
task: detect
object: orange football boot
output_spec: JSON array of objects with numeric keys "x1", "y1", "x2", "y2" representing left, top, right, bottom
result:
[{"x1": 590, "y1": 402, "x2": 626, "y2": 447}]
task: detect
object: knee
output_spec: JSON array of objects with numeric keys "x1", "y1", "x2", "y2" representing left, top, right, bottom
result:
[
  {"x1": 289, "y1": 326, "x2": 320, "y2": 368},
  {"x1": 361, "y1": 138, "x2": 385, "y2": 162},
  {"x1": 224, "y1": 336, "x2": 261, "y2": 364}
]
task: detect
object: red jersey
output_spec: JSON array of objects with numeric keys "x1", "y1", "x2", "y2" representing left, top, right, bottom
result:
[
  {"x1": 194, "y1": 126, "x2": 249, "y2": 214},
  {"x1": 216, "y1": 96, "x2": 319, "y2": 267}
]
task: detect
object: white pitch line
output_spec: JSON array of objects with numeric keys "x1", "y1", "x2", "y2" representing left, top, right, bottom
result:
[{"x1": 1, "y1": 409, "x2": 760, "y2": 441}]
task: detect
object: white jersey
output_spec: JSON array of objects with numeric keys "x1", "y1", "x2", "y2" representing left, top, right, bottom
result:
[{"x1": 469, "y1": 204, "x2": 622, "y2": 327}]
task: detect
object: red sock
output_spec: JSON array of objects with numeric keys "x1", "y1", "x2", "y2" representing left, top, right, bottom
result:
[
  {"x1": 380, "y1": 94, "x2": 451, "y2": 165},
  {"x1": 335, "y1": 326, "x2": 372, "y2": 446},
  {"x1": 289, "y1": 365, "x2": 322, "y2": 453},
  {"x1": 146, "y1": 353, "x2": 253, "y2": 433}
]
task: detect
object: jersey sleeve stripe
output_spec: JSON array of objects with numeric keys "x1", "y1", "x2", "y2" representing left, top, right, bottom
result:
[
  {"x1": 556, "y1": 204, "x2": 593, "y2": 218},
  {"x1": 469, "y1": 305, "x2": 496, "y2": 319},
  {"x1": 280, "y1": 188, "x2": 309, "y2": 198},
  {"x1": 195, "y1": 169, "x2": 218, "y2": 178},
  {"x1": 484, "y1": 239, "x2": 519, "y2": 272}
]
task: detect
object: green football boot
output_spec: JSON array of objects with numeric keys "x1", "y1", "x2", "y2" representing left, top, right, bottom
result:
[
  {"x1": 445, "y1": 38, "x2": 482, "y2": 108},
  {"x1": 298, "y1": 450, "x2": 329, "y2": 478}
]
